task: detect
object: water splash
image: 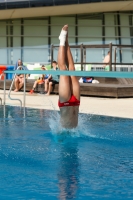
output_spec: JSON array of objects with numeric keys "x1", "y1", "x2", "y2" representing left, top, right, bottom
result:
[
  {"x1": 48, "y1": 110, "x2": 102, "y2": 139},
  {"x1": 46, "y1": 97, "x2": 92, "y2": 137},
  {"x1": 48, "y1": 108, "x2": 133, "y2": 146}
]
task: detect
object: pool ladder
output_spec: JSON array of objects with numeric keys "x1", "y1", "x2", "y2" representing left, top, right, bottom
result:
[
  {"x1": 0, "y1": 73, "x2": 4, "y2": 105},
  {"x1": 0, "y1": 97, "x2": 2, "y2": 105},
  {"x1": 4, "y1": 66, "x2": 26, "y2": 108}
]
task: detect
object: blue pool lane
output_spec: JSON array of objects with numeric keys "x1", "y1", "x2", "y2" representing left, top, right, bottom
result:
[{"x1": 0, "y1": 106, "x2": 133, "y2": 199}]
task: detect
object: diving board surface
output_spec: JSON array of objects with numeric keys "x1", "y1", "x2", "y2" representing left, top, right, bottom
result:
[{"x1": 4, "y1": 70, "x2": 133, "y2": 79}]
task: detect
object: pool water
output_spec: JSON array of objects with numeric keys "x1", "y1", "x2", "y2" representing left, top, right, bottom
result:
[{"x1": 0, "y1": 105, "x2": 133, "y2": 199}]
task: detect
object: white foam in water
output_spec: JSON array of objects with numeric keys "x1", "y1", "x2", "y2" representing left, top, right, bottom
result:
[
  {"x1": 47, "y1": 98, "x2": 89, "y2": 136},
  {"x1": 48, "y1": 110, "x2": 97, "y2": 138},
  {"x1": 49, "y1": 110, "x2": 133, "y2": 145},
  {"x1": 47, "y1": 98, "x2": 112, "y2": 140},
  {"x1": 48, "y1": 113, "x2": 113, "y2": 145}
]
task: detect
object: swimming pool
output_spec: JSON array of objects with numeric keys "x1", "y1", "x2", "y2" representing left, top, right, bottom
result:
[{"x1": 0, "y1": 105, "x2": 133, "y2": 199}]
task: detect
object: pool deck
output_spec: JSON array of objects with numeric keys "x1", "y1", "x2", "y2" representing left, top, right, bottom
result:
[{"x1": 0, "y1": 89, "x2": 133, "y2": 119}]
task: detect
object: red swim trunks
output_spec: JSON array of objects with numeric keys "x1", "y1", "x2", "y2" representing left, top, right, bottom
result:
[{"x1": 58, "y1": 95, "x2": 80, "y2": 108}]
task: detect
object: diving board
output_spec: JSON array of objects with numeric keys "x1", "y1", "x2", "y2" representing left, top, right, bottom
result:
[{"x1": 3, "y1": 70, "x2": 133, "y2": 79}]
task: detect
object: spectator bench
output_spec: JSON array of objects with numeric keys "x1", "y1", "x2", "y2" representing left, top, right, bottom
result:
[{"x1": 1, "y1": 79, "x2": 133, "y2": 98}]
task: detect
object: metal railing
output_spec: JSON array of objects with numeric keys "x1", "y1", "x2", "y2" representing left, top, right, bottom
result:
[
  {"x1": 0, "y1": 44, "x2": 133, "y2": 66},
  {"x1": 0, "y1": 73, "x2": 4, "y2": 105},
  {"x1": 51, "y1": 43, "x2": 133, "y2": 71},
  {"x1": 0, "y1": 97, "x2": 2, "y2": 105},
  {"x1": 7, "y1": 66, "x2": 26, "y2": 107}
]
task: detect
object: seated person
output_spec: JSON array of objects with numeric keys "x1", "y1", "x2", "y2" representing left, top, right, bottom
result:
[
  {"x1": 103, "y1": 51, "x2": 110, "y2": 71},
  {"x1": 58, "y1": 24, "x2": 80, "y2": 129},
  {"x1": 14, "y1": 59, "x2": 28, "y2": 92},
  {"x1": 29, "y1": 65, "x2": 49, "y2": 94},
  {"x1": 82, "y1": 77, "x2": 94, "y2": 83},
  {"x1": 44, "y1": 61, "x2": 59, "y2": 95}
]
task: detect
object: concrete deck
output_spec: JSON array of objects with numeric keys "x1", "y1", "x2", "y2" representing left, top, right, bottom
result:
[{"x1": 0, "y1": 90, "x2": 133, "y2": 119}]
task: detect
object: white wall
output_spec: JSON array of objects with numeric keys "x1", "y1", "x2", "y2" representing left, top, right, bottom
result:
[
  {"x1": 120, "y1": 14, "x2": 132, "y2": 63},
  {"x1": 13, "y1": 20, "x2": 21, "y2": 64},
  {"x1": 23, "y1": 19, "x2": 48, "y2": 63},
  {"x1": 78, "y1": 18, "x2": 102, "y2": 63},
  {"x1": 0, "y1": 22, "x2": 7, "y2": 64},
  {"x1": 51, "y1": 16, "x2": 75, "y2": 62},
  {"x1": 0, "y1": 13, "x2": 132, "y2": 65}
]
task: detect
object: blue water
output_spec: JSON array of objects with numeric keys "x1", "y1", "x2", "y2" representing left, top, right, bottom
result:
[{"x1": 0, "y1": 106, "x2": 133, "y2": 199}]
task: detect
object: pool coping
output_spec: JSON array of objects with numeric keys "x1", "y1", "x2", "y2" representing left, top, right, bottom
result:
[{"x1": 0, "y1": 89, "x2": 133, "y2": 119}]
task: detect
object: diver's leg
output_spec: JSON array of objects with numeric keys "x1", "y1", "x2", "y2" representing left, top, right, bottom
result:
[
  {"x1": 58, "y1": 25, "x2": 71, "y2": 103},
  {"x1": 65, "y1": 35, "x2": 80, "y2": 100}
]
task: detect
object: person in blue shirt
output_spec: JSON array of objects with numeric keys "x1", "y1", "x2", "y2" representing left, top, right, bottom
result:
[
  {"x1": 14, "y1": 59, "x2": 28, "y2": 92},
  {"x1": 44, "y1": 60, "x2": 59, "y2": 95}
]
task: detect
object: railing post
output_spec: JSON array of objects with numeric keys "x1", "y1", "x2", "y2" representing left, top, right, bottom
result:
[
  {"x1": 0, "y1": 97, "x2": 2, "y2": 105},
  {"x1": 109, "y1": 42, "x2": 112, "y2": 71},
  {"x1": 23, "y1": 74, "x2": 26, "y2": 108},
  {"x1": 114, "y1": 47, "x2": 117, "y2": 71},
  {"x1": 3, "y1": 73, "x2": 6, "y2": 105},
  {"x1": 51, "y1": 44, "x2": 54, "y2": 67},
  {"x1": 80, "y1": 44, "x2": 83, "y2": 71},
  {"x1": 83, "y1": 47, "x2": 86, "y2": 71}
]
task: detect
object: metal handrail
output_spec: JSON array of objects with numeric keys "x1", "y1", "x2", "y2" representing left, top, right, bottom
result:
[
  {"x1": 8, "y1": 66, "x2": 26, "y2": 108},
  {"x1": 0, "y1": 98, "x2": 2, "y2": 105},
  {"x1": 0, "y1": 73, "x2": 5, "y2": 105}
]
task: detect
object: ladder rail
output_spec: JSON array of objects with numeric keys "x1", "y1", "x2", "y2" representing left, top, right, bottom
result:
[
  {"x1": 0, "y1": 98, "x2": 2, "y2": 105},
  {"x1": 0, "y1": 73, "x2": 4, "y2": 105},
  {"x1": 8, "y1": 66, "x2": 26, "y2": 108}
]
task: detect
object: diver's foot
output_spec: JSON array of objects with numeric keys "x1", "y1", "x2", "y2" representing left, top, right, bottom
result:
[
  {"x1": 45, "y1": 93, "x2": 50, "y2": 96},
  {"x1": 59, "y1": 25, "x2": 68, "y2": 46},
  {"x1": 14, "y1": 89, "x2": 19, "y2": 92}
]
